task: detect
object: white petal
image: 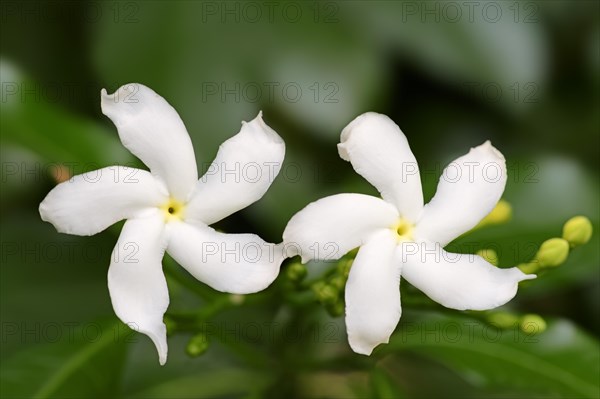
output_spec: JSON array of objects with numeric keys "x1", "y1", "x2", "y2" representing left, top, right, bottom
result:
[
  {"x1": 184, "y1": 112, "x2": 285, "y2": 225},
  {"x1": 345, "y1": 229, "x2": 402, "y2": 355},
  {"x1": 337, "y1": 112, "x2": 423, "y2": 222},
  {"x1": 166, "y1": 222, "x2": 284, "y2": 294},
  {"x1": 401, "y1": 241, "x2": 535, "y2": 311},
  {"x1": 414, "y1": 141, "x2": 507, "y2": 247},
  {"x1": 282, "y1": 194, "x2": 399, "y2": 263},
  {"x1": 107, "y1": 212, "x2": 169, "y2": 365},
  {"x1": 101, "y1": 84, "x2": 198, "y2": 200},
  {"x1": 39, "y1": 167, "x2": 167, "y2": 236}
]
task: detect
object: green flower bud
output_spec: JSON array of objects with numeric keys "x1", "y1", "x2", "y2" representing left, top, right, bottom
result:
[
  {"x1": 520, "y1": 314, "x2": 547, "y2": 335},
  {"x1": 562, "y1": 216, "x2": 593, "y2": 247},
  {"x1": 329, "y1": 275, "x2": 346, "y2": 290},
  {"x1": 487, "y1": 199, "x2": 512, "y2": 224},
  {"x1": 326, "y1": 300, "x2": 345, "y2": 317},
  {"x1": 487, "y1": 311, "x2": 519, "y2": 329},
  {"x1": 536, "y1": 238, "x2": 569, "y2": 267},
  {"x1": 229, "y1": 294, "x2": 245, "y2": 305},
  {"x1": 477, "y1": 248, "x2": 499, "y2": 266},
  {"x1": 186, "y1": 332, "x2": 209, "y2": 357},
  {"x1": 286, "y1": 262, "x2": 308, "y2": 282},
  {"x1": 312, "y1": 282, "x2": 339, "y2": 305},
  {"x1": 517, "y1": 262, "x2": 539, "y2": 275},
  {"x1": 476, "y1": 199, "x2": 512, "y2": 228}
]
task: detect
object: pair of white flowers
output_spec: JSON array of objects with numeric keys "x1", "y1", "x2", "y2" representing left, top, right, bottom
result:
[{"x1": 40, "y1": 84, "x2": 534, "y2": 364}]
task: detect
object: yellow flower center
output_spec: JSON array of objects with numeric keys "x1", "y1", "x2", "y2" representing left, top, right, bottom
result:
[
  {"x1": 160, "y1": 198, "x2": 185, "y2": 222},
  {"x1": 393, "y1": 218, "x2": 414, "y2": 243}
]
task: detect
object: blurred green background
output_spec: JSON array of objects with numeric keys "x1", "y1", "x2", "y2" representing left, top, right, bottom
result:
[{"x1": 1, "y1": 1, "x2": 599, "y2": 398}]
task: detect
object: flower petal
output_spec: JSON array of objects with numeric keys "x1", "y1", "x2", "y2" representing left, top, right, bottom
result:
[
  {"x1": 337, "y1": 112, "x2": 423, "y2": 221},
  {"x1": 401, "y1": 241, "x2": 535, "y2": 311},
  {"x1": 166, "y1": 222, "x2": 284, "y2": 294},
  {"x1": 345, "y1": 229, "x2": 402, "y2": 355},
  {"x1": 282, "y1": 194, "x2": 399, "y2": 263},
  {"x1": 107, "y1": 212, "x2": 169, "y2": 365},
  {"x1": 184, "y1": 112, "x2": 285, "y2": 225},
  {"x1": 101, "y1": 84, "x2": 198, "y2": 200},
  {"x1": 414, "y1": 141, "x2": 507, "y2": 247},
  {"x1": 39, "y1": 166, "x2": 167, "y2": 236}
]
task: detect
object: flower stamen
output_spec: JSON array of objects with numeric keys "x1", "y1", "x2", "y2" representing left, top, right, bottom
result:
[
  {"x1": 161, "y1": 198, "x2": 185, "y2": 222},
  {"x1": 393, "y1": 218, "x2": 414, "y2": 243}
]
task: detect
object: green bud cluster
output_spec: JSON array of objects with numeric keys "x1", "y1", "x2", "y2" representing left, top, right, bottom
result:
[
  {"x1": 311, "y1": 258, "x2": 355, "y2": 317},
  {"x1": 487, "y1": 311, "x2": 519, "y2": 329},
  {"x1": 519, "y1": 314, "x2": 547, "y2": 334},
  {"x1": 186, "y1": 332, "x2": 209, "y2": 357},
  {"x1": 562, "y1": 216, "x2": 593, "y2": 247},
  {"x1": 517, "y1": 216, "x2": 593, "y2": 275},
  {"x1": 476, "y1": 248, "x2": 499, "y2": 266},
  {"x1": 286, "y1": 262, "x2": 308, "y2": 282},
  {"x1": 487, "y1": 311, "x2": 547, "y2": 335}
]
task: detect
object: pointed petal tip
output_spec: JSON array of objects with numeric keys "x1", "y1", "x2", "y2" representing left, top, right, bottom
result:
[
  {"x1": 340, "y1": 112, "x2": 388, "y2": 143},
  {"x1": 242, "y1": 110, "x2": 284, "y2": 145},
  {"x1": 520, "y1": 272, "x2": 537, "y2": 281},
  {"x1": 337, "y1": 142, "x2": 349, "y2": 161},
  {"x1": 472, "y1": 140, "x2": 505, "y2": 162},
  {"x1": 349, "y1": 333, "x2": 389, "y2": 356},
  {"x1": 159, "y1": 352, "x2": 167, "y2": 366},
  {"x1": 143, "y1": 325, "x2": 168, "y2": 366},
  {"x1": 349, "y1": 343, "x2": 374, "y2": 356},
  {"x1": 100, "y1": 83, "x2": 145, "y2": 114}
]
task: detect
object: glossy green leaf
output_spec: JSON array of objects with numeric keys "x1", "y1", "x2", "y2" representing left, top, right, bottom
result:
[
  {"x1": 0, "y1": 61, "x2": 130, "y2": 168},
  {"x1": 126, "y1": 368, "x2": 272, "y2": 399},
  {"x1": 0, "y1": 321, "x2": 128, "y2": 399},
  {"x1": 382, "y1": 311, "x2": 600, "y2": 398}
]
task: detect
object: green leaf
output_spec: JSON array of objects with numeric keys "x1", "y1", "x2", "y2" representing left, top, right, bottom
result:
[
  {"x1": 371, "y1": 368, "x2": 406, "y2": 399},
  {"x1": 0, "y1": 321, "x2": 128, "y2": 399},
  {"x1": 382, "y1": 311, "x2": 600, "y2": 398},
  {"x1": 0, "y1": 60, "x2": 130, "y2": 168},
  {"x1": 125, "y1": 368, "x2": 273, "y2": 399}
]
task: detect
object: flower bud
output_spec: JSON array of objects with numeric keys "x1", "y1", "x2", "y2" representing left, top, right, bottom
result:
[
  {"x1": 536, "y1": 238, "x2": 569, "y2": 267},
  {"x1": 229, "y1": 294, "x2": 245, "y2": 305},
  {"x1": 286, "y1": 262, "x2": 307, "y2": 282},
  {"x1": 517, "y1": 262, "x2": 539, "y2": 275},
  {"x1": 520, "y1": 314, "x2": 547, "y2": 335},
  {"x1": 478, "y1": 199, "x2": 512, "y2": 228},
  {"x1": 477, "y1": 248, "x2": 499, "y2": 266},
  {"x1": 326, "y1": 300, "x2": 345, "y2": 317},
  {"x1": 562, "y1": 216, "x2": 593, "y2": 247},
  {"x1": 312, "y1": 282, "x2": 339, "y2": 305},
  {"x1": 186, "y1": 332, "x2": 209, "y2": 357},
  {"x1": 329, "y1": 275, "x2": 346, "y2": 290},
  {"x1": 488, "y1": 199, "x2": 512, "y2": 223},
  {"x1": 487, "y1": 311, "x2": 519, "y2": 329}
]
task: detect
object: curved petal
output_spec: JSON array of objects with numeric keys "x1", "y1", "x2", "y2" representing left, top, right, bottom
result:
[
  {"x1": 282, "y1": 194, "x2": 399, "y2": 263},
  {"x1": 337, "y1": 112, "x2": 423, "y2": 222},
  {"x1": 101, "y1": 84, "x2": 198, "y2": 200},
  {"x1": 166, "y1": 222, "x2": 284, "y2": 294},
  {"x1": 345, "y1": 229, "x2": 402, "y2": 355},
  {"x1": 414, "y1": 141, "x2": 507, "y2": 247},
  {"x1": 401, "y1": 241, "x2": 535, "y2": 311},
  {"x1": 39, "y1": 166, "x2": 167, "y2": 236},
  {"x1": 107, "y1": 212, "x2": 169, "y2": 365},
  {"x1": 184, "y1": 112, "x2": 285, "y2": 225}
]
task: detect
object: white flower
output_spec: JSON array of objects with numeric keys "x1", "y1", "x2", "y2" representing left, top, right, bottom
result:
[
  {"x1": 39, "y1": 83, "x2": 286, "y2": 365},
  {"x1": 283, "y1": 112, "x2": 535, "y2": 355}
]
